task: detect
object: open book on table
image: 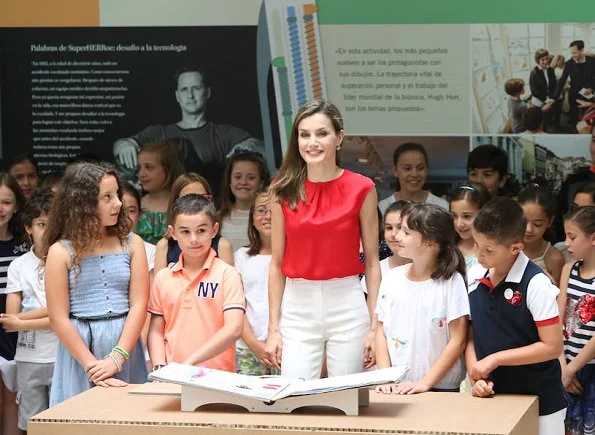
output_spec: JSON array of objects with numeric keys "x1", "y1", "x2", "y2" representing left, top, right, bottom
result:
[{"x1": 149, "y1": 363, "x2": 408, "y2": 403}]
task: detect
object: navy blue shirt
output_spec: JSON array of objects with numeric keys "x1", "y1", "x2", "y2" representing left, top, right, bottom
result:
[{"x1": 468, "y1": 253, "x2": 567, "y2": 415}]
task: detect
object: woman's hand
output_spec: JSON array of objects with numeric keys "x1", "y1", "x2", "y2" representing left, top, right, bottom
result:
[{"x1": 265, "y1": 330, "x2": 283, "y2": 370}]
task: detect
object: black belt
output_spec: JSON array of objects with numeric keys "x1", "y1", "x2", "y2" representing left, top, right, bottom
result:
[{"x1": 70, "y1": 312, "x2": 128, "y2": 354}]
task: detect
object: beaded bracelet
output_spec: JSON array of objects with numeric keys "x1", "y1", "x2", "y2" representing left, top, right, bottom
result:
[
  {"x1": 106, "y1": 352, "x2": 123, "y2": 372},
  {"x1": 112, "y1": 345, "x2": 130, "y2": 360}
]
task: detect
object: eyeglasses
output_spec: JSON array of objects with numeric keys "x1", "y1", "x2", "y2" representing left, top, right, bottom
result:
[
  {"x1": 254, "y1": 207, "x2": 271, "y2": 216},
  {"x1": 202, "y1": 194, "x2": 214, "y2": 203}
]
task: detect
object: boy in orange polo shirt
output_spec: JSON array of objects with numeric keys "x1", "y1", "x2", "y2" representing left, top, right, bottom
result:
[{"x1": 147, "y1": 194, "x2": 245, "y2": 372}]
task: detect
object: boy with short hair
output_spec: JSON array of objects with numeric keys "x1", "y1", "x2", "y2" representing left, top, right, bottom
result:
[
  {"x1": 466, "y1": 197, "x2": 567, "y2": 435},
  {"x1": 1, "y1": 188, "x2": 57, "y2": 432},
  {"x1": 505, "y1": 78, "x2": 528, "y2": 133},
  {"x1": 147, "y1": 194, "x2": 245, "y2": 372},
  {"x1": 467, "y1": 145, "x2": 509, "y2": 196}
]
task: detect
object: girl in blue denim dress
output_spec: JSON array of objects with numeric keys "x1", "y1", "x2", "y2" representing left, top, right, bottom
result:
[{"x1": 43, "y1": 164, "x2": 149, "y2": 405}]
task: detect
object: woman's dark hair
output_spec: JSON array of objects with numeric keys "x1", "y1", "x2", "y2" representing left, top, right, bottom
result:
[
  {"x1": 271, "y1": 99, "x2": 343, "y2": 210},
  {"x1": 218, "y1": 149, "x2": 270, "y2": 222},
  {"x1": 246, "y1": 188, "x2": 271, "y2": 256},
  {"x1": 401, "y1": 203, "x2": 466, "y2": 282},
  {"x1": 449, "y1": 182, "x2": 491, "y2": 210},
  {"x1": 0, "y1": 173, "x2": 26, "y2": 242},
  {"x1": 564, "y1": 205, "x2": 595, "y2": 235}
]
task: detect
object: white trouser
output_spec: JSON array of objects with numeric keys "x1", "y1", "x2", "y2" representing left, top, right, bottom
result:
[
  {"x1": 539, "y1": 408, "x2": 566, "y2": 435},
  {"x1": 280, "y1": 276, "x2": 370, "y2": 380}
]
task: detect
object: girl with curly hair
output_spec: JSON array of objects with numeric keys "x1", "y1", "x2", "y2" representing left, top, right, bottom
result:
[{"x1": 43, "y1": 163, "x2": 149, "y2": 405}]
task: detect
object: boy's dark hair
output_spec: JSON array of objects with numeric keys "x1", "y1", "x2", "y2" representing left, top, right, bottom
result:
[
  {"x1": 565, "y1": 205, "x2": 595, "y2": 235},
  {"x1": 574, "y1": 181, "x2": 595, "y2": 204},
  {"x1": 570, "y1": 40, "x2": 584, "y2": 51},
  {"x1": 534, "y1": 49, "x2": 549, "y2": 64},
  {"x1": 523, "y1": 107, "x2": 543, "y2": 131},
  {"x1": 504, "y1": 78, "x2": 525, "y2": 96},
  {"x1": 473, "y1": 197, "x2": 527, "y2": 244},
  {"x1": 401, "y1": 203, "x2": 466, "y2": 281},
  {"x1": 171, "y1": 194, "x2": 217, "y2": 226},
  {"x1": 22, "y1": 188, "x2": 54, "y2": 228},
  {"x1": 467, "y1": 145, "x2": 508, "y2": 177},
  {"x1": 449, "y1": 182, "x2": 491, "y2": 210}
]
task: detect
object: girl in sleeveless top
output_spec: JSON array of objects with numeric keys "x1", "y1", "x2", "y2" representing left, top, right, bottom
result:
[
  {"x1": 559, "y1": 206, "x2": 595, "y2": 435},
  {"x1": 518, "y1": 184, "x2": 565, "y2": 285},
  {"x1": 44, "y1": 164, "x2": 149, "y2": 405},
  {"x1": 135, "y1": 141, "x2": 184, "y2": 244},
  {"x1": 154, "y1": 173, "x2": 233, "y2": 274}
]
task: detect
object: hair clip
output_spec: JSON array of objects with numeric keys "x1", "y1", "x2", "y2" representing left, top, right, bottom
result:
[{"x1": 457, "y1": 185, "x2": 475, "y2": 191}]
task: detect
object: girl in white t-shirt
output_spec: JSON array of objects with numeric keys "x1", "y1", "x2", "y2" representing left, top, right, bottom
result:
[
  {"x1": 361, "y1": 200, "x2": 412, "y2": 293},
  {"x1": 233, "y1": 189, "x2": 278, "y2": 376},
  {"x1": 377, "y1": 142, "x2": 448, "y2": 216},
  {"x1": 449, "y1": 183, "x2": 491, "y2": 279},
  {"x1": 376, "y1": 203, "x2": 469, "y2": 394}
]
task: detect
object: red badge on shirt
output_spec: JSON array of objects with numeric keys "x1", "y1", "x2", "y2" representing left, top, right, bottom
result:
[{"x1": 504, "y1": 288, "x2": 523, "y2": 306}]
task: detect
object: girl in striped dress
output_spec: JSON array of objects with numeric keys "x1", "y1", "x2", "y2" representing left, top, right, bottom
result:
[{"x1": 560, "y1": 206, "x2": 595, "y2": 435}]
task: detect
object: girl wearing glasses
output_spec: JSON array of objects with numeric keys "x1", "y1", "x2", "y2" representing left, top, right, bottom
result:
[{"x1": 234, "y1": 188, "x2": 278, "y2": 376}]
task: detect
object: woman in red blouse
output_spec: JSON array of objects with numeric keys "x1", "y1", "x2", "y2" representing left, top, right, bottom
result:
[{"x1": 266, "y1": 100, "x2": 380, "y2": 379}]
